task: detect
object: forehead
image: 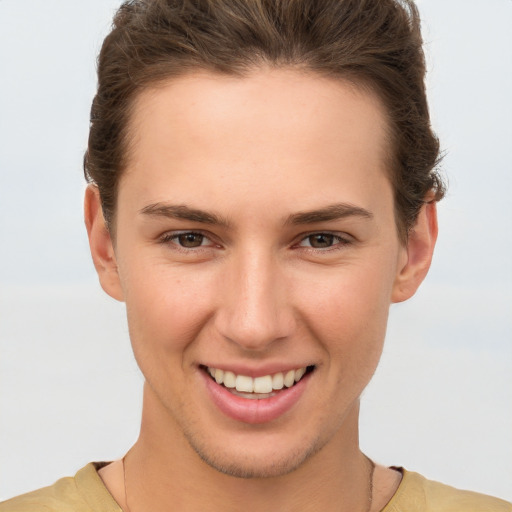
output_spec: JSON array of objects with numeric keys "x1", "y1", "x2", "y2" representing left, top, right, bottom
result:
[{"x1": 121, "y1": 69, "x2": 392, "y2": 219}]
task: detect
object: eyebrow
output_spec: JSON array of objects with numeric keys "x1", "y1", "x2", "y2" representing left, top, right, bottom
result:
[
  {"x1": 140, "y1": 202, "x2": 373, "y2": 227},
  {"x1": 285, "y1": 203, "x2": 374, "y2": 225},
  {"x1": 139, "y1": 203, "x2": 232, "y2": 228}
]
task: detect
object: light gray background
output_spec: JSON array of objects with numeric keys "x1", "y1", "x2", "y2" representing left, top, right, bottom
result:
[{"x1": 1, "y1": 0, "x2": 511, "y2": 502}]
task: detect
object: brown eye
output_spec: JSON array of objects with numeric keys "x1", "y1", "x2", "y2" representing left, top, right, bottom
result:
[
  {"x1": 307, "y1": 234, "x2": 335, "y2": 248},
  {"x1": 177, "y1": 233, "x2": 205, "y2": 248}
]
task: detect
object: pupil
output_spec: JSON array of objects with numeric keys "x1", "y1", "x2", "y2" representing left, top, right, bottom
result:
[
  {"x1": 310, "y1": 234, "x2": 333, "y2": 248},
  {"x1": 179, "y1": 233, "x2": 203, "y2": 247}
]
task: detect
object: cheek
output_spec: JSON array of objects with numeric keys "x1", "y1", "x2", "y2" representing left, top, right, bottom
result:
[
  {"x1": 295, "y1": 261, "x2": 394, "y2": 367},
  {"x1": 121, "y1": 260, "x2": 215, "y2": 362}
]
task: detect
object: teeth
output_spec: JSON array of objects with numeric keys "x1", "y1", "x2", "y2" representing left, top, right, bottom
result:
[
  {"x1": 283, "y1": 370, "x2": 295, "y2": 388},
  {"x1": 253, "y1": 375, "x2": 273, "y2": 394},
  {"x1": 235, "y1": 375, "x2": 254, "y2": 393},
  {"x1": 294, "y1": 367, "x2": 306, "y2": 382},
  {"x1": 223, "y1": 371, "x2": 236, "y2": 388},
  {"x1": 206, "y1": 366, "x2": 310, "y2": 394},
  {"x1": 231, "y1": 390, "x2": 276, "y2": 399},
  {"x1": 272, "y1": 372, "x2": 284, "y2": 390}
]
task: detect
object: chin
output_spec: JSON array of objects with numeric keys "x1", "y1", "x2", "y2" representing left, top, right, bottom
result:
[{"x1": 184, "y1": 428, "x2": 326, "y2": 479}]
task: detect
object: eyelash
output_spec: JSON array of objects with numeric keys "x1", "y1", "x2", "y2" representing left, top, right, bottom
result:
[{"x1": 158, "y1": 230, "x2": 352, "y2": 253}]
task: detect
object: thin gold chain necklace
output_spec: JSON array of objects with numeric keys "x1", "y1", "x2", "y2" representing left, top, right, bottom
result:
[{"x1": 122, "y1": 454, "x2": 375, "y2": 512}]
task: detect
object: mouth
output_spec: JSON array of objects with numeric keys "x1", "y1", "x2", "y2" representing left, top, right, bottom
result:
[{"x1": 201, "y1": 365, "x2": 316, "y2": 400}]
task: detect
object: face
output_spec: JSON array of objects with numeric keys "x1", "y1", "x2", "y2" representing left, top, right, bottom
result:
[{"x1": 87, "y1": 68, "x2": 434, "y2": 478}]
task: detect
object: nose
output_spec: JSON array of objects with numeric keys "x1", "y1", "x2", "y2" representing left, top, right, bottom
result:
[{"x1": 214, "y1": 248, "x2": 295, "y2": 352}]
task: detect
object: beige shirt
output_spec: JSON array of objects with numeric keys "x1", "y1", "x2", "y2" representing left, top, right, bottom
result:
[{"x1": 1, "y1": 463, "x2": 511, "y2": 512}]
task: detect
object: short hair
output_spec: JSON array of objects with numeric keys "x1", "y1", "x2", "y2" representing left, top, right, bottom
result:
[{"x1": 84, "y1": 0, "x2": 445, "y2": 241}]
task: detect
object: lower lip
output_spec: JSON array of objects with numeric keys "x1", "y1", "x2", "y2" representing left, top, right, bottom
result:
[{"x1": 202, "y1": 371, "x2": 310, "y2": 424}]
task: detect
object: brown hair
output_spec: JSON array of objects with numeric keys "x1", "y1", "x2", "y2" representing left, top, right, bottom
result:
[{"x1": 84, "y1": 0, "x2": 445, "y2": 241}]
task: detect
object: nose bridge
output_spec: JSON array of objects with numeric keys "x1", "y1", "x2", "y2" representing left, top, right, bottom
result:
[{"x1": 216, "y1": 244, "x2": 293, "y2": 350}]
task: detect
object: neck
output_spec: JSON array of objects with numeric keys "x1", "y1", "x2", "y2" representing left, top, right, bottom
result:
[{"x1": 122, "y1": 384, "x2": 372, "y2": 512}]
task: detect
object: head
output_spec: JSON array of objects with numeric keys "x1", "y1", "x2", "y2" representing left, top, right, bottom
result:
[
  {"x1": 84, "y1": 0, "x2": 444, "y2": 243},
  {"x1": 84, "y1": 0, "x2": 442, "y2": 480}
]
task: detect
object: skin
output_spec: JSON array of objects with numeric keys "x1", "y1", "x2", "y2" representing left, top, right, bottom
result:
[{"x1": 86, "y1": 68, "x2": 437, "y2": 512}]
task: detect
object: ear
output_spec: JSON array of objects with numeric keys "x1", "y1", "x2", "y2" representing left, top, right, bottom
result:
[
  {"x1": 84, "y1": 185, "x2": 124, "y2": 302},
  {"x1": 392, "y1": 201, "x2": 438, "y2": 303}
]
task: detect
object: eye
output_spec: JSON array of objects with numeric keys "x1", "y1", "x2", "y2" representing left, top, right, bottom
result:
[
  {"x1": 176, "y1": 232, "x2": 206, "y2": 248},
  {"x1": 297, "y1": 233, "x2": 350, "y2": 249},
  {"x1": 304, "y1": 233, "x2": 335, "y2": 248},
  {"x1": 160, "y1": 231, "x2": 212, "y2": 249}
]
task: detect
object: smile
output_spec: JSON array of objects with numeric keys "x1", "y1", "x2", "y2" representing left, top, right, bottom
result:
[
  {"x1": 205, "y1": 366, "x2": 314, "y2": 398},
  {"x1": 202, "y1": 364, "x2": 315, "y2": 423}
]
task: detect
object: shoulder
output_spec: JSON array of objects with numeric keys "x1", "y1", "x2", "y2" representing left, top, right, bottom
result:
[
  {"x1": 0, "y1": 463, "x2": 121, "y2": 512},
  {"x1": 383, "y1": 469, "x2": 512, "y2": 512}
]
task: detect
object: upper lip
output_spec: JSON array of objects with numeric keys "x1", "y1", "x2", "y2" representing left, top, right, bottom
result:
[{"x1": 199, "y1": 363, "x2": 314, "y2": 378}]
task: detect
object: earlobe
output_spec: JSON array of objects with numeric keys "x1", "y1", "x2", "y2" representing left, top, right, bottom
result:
[
  {"x1": 84, "y1": 185, "x2": 124, "y2": 302},
  {"x1": 392, "y1": 201, "x2": 438, "y2": 303}
]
